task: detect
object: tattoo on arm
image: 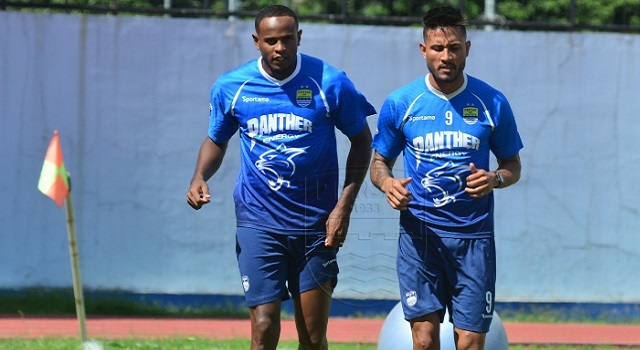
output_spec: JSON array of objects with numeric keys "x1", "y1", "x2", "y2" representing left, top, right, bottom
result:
[{"x1": 370, "y1": 152, "x2": 396, "y2": 190}]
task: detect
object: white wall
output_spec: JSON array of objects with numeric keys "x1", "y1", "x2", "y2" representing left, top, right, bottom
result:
[{"x1": 1, "y1": 11, "x2": 639, "y2": 302}]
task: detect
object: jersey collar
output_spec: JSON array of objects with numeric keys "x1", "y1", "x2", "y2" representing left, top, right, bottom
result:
[
  {"x1": 257, "y1": 52, "x2": 302, "y2": 86},
  {"x1": 424, "y1": 73, "x2": 468, "y2": 100}
]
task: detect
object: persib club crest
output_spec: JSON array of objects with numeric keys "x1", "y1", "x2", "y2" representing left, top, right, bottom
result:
[
  {"x1": 462, "y1": 106, "x2": 479, "y2": 125},
  {"x1": 296, "y1": 88, "x2": 312, "y2": 107},
  {"x1": 242, "y1": 275, "x2": 250, "y2": 292},
  {"x1": 405, "y1": 291, "x2": 417, "y2": 307}
]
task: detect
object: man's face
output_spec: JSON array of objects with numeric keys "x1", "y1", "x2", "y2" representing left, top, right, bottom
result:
[
  {"x1": 253, "y1": 16, "x2": 301, "y2": 80},
  {"x1": 420, "y1": 26, "x2": 470, "y2": 93}
]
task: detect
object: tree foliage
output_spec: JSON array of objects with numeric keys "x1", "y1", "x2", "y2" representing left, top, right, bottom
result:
[
  {"x1": 497, "y1": 0, "x2": 640, "y2": 26},
  {"x1": 238, "y1": 0, "x2": 640, "y2": 27},
  {"x1": 6, "y1": 0, "x2": 640, "y2": 28}
]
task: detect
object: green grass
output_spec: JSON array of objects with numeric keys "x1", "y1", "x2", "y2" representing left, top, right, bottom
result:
[
  {"x1": 511, "y1": 348, "x2": 640, "y2": 350},
  {"x1": 0, "y1": 338, "x2": 375, "y2": 349},
  {"x1": 2, "y1": 289, "x2": 640, "y2": 350},
  {"x1": 0, "y1": 339, "x2": 638, "y2": 350},
  {"x1": 3, "y1": 288, "x2": 640, "y2": 324},
  {"x1": 497, "y1": 304, "x2": 640, "y2": 325},
  {"x1": 0, "y1": 288, "x2": 249, "y2": 319}
]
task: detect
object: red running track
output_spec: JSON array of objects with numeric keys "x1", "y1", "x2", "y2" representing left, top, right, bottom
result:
[{"x1": 1, "y1": 317, "x2": 640, "y2": 346}]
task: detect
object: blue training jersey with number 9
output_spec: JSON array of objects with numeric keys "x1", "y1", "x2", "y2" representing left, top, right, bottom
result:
[{"x1": 372, "y1": 74, "x2": 523, "y2": 238}]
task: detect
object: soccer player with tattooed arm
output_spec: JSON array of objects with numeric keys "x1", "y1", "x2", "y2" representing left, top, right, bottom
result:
[{"x1": 370, "y1": 6, "x2": 523, "y2": 350}]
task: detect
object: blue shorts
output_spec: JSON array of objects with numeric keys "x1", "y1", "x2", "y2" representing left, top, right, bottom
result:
[
  {"x1": 235, "y1": 227, "x2": 339, "y2": 307},
  {"x1": 397, "y1": 221, "x2": 496, "y2": 333}
]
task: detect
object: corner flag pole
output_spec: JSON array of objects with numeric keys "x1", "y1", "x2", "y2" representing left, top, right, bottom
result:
[
  {"x1": 38, "y1": 130, "x2": 89, "y2": 343},
  {"x1": 64, "y1": 174, "x2": 89, "y2": 343}
]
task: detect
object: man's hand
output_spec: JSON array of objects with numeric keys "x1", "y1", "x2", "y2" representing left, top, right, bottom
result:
[
  {"x1": 325, "y1": 207, "x2": 350, "y2": 248},
  {"x1": 465, "y1": 163, "x2": 495, "y2": 198},
  {"x1": 186, "y1": 138, "x2": 228, "y2": 210},
  {"x1": 186, "y1": 179, "x2": 212, "y2": 210},
  {"x1": 381, "y1": 177, "x2": 413, "y2": 210}
]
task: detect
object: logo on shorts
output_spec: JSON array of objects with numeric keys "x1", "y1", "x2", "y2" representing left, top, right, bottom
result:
[
  {"x1": 405, "y1": 291, "x2": 417, "y2": 307},
  {"x1": 242, "y1": 276, "x2": 250, "y2": 292},
  {"x1": 322, "y1": 258, "x2": 337, "y2": 268}
]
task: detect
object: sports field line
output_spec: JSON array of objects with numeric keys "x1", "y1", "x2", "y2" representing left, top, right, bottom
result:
[{"x1": 1, "y1": 317, "x2": 640, "y2": 345}]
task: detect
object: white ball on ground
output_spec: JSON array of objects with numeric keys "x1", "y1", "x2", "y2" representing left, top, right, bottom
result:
[
  {"x1": 83, "y1": 340, "x2": 104, "y2": 350},
  {"x1": 378, "y1": 302, "x2": 509, "y2": 350}
]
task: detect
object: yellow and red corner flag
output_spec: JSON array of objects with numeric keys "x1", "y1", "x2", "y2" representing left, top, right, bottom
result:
[{"x1": 38, "y1": 130, "x2": 70, "y2": 207}]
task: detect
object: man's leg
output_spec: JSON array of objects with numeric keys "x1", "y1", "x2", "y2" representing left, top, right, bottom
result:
[
  {"x1": 236, "y1": 228, "x2": 291, "y2": 350},
  {"x1": 248, "y1": 300, "x2": 282, "y2": 350},
  {"x1": 292, "y1": 280, "x2": 333, "y2": 350},
  {"x1": 396, "y1": 222, "x2": 449, "y2": 350},
  {"x1": 445, "y1": 237, "x2": 495, "y2": 350},
  {"x1": 409, "y1": 311, "x2": 441, "y2": 350},
  {"x1": 454, "y1": 328, "x2": 486, "y2": 350}
]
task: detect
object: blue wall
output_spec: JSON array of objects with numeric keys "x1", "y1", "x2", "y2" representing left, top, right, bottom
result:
[{"x1": 2, "y1": 12, "x2": 640, "y2": 305}]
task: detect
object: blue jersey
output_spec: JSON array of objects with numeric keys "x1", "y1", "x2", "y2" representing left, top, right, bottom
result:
[
  {"x1": 372, "y1": 74, "x2": 523, "y2": 238},
  {"x1": 209, "y1": 53, "x2": 376, "y2": 234}
]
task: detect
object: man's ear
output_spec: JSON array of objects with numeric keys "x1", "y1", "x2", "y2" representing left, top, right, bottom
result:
[
  {"x1": 252, "y1": 33, "x2": 260, "y2": 49},
  {"x1": 419, "y1": 42, "x2": 427, "y2": 59}
]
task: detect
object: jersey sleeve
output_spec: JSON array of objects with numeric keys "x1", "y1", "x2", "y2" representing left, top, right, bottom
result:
[
  {"x1": 207, "y1": 80, "x2": 239, "y2": 143},
  {"x1": 371, "y1": 96, "x2": 405, "y2": 159},
  {"x1": 329, "y1": 72, "x2": 377, "y2": 137},
  {"x1": 489, "y1": 93, "x2": 523, "y2": 159}
]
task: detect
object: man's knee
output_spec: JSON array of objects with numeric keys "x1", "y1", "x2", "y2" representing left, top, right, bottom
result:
[
  {"x1": 412, "y1": 331, "x2": 439, "y2": 350},
  {"x1": 454, "y1": 328, "x2": 486, "y2": 350},
  {"x1": 252, "y1": 313, "x2": 279, "y2": 334},
  {"x1": 410, "y1": 314, "x2": 441, "y2": 350},
  {"x1": 250, "y1": 304, "x2": 281, "y2": 349}
]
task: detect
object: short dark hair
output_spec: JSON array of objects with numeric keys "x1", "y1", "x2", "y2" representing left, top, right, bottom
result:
[
  {"x1": 255, "y1": 5, "x2": 299, "y2": 32},
  {"x1": 422, "y1": 5, "x2": 467, "y2": 38}
]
